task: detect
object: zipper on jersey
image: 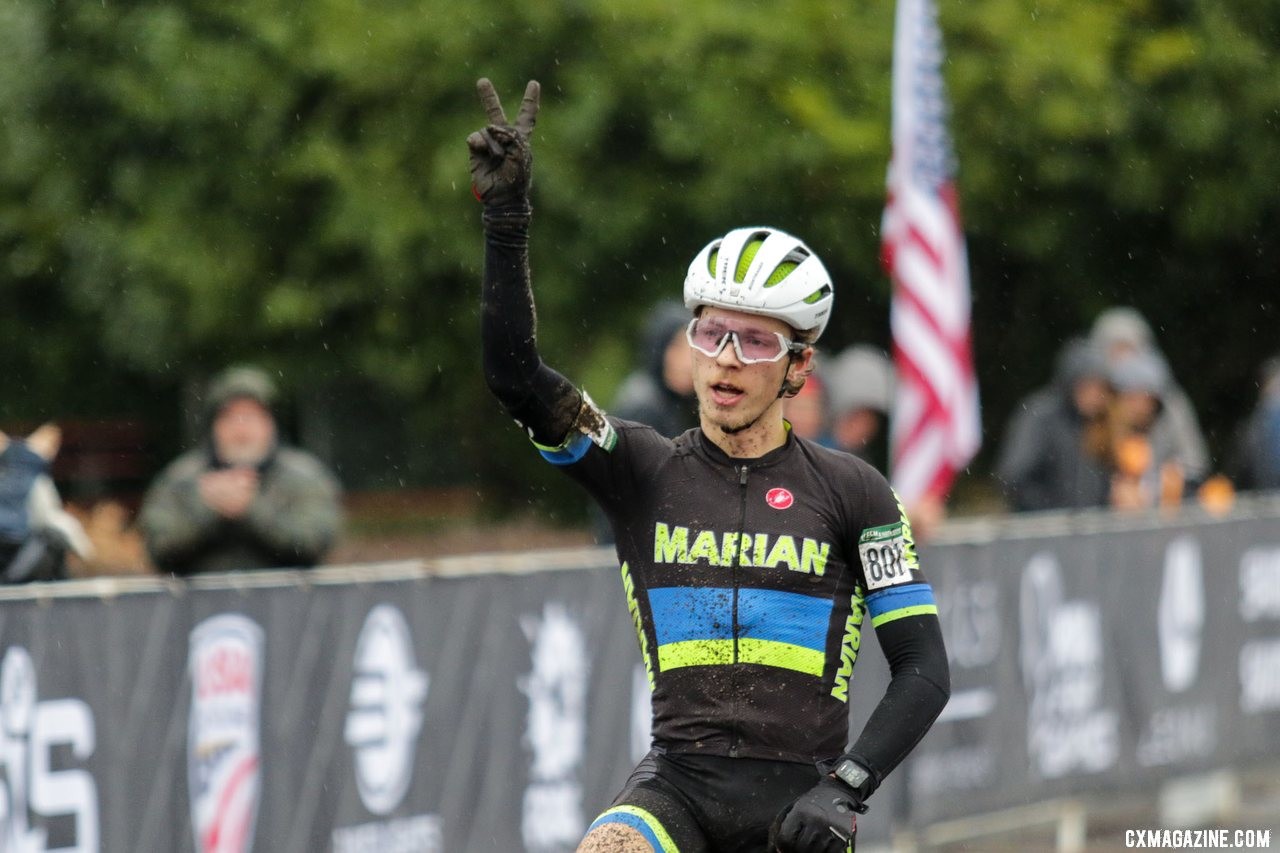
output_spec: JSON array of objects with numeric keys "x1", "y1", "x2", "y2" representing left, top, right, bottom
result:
[{"x1": 730, "y1": 462, "x2": 749, "y2": 757}]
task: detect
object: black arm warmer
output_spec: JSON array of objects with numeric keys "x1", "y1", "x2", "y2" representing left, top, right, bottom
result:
[
  {"x1": 843, "y1": 613, "x2": 950, "y2": 798},
  {"x1": 480, "y1": 203, "x2": 583, "y2": 446}
]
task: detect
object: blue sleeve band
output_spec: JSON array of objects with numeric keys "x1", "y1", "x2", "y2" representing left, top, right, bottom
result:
[
  {"x1": 865, "y1": 583, "x2": 936, "y2": 621},
  {"x1": 537, "y1": 432, "x2": 593, "y2": 466}
]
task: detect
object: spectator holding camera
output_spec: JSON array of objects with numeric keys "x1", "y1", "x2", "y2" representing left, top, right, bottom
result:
[{"x1": 139, "y1": 366, "x2": 341, "y2": 575}]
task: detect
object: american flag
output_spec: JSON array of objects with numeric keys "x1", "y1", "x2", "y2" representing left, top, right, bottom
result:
[{"x1": 881, "y1": 0, "x2": 981, "y2": 505}]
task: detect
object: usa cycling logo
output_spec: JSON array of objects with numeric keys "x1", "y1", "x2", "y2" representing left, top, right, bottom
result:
[
  {"x1": 765, "y1": 487, "x2": 794, "y2": 510},
  {"x1": 188, "y1": 613, "x2": 264, "y2": 853}
]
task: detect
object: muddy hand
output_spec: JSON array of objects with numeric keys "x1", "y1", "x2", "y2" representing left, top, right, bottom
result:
[{"x1": 467, "y1": 78, "x2": 540, "y2": 206}]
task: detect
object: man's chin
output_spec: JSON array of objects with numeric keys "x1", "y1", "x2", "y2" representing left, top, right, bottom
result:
[{"x1": 700, "y1": 405, "x2": 758, "y2": 435}]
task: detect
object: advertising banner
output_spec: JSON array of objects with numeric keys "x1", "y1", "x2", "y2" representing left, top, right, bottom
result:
[
  {"x1": 0, "y1": 507, "x2": 1277, "y2": 850},
  {"x1": 907, "y1": 512, "x2": 1280, "y2": 824}
]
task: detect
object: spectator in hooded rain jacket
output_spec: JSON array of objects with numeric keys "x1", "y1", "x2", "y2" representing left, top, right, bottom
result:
[
  {"x1": 610, "y1": 301, "x2": 699, "y2": 439},
  {"x1": 1229, "y1": 355, "x2": 1280, "y2": 493},
  {"x1": 1090, "y1": 307, "x2": 1209, "y2": 486},
  {"x1": 996, "y1": 338, "x2": 1114, "y2": 512},
  {"x1": 139, "y1": 366, "x2": 342, "y2": 575}
]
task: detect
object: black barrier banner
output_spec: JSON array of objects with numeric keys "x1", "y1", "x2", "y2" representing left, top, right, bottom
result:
[
  {"x1": 0, "y1": 508, "x2": 1278, "y2": 851},
  {"x1": 0, "y1": 563, "x2": 895, "y2": 852},
  {"x1": 909, "y1": 512, "x2": 1280, "y2": 825}
]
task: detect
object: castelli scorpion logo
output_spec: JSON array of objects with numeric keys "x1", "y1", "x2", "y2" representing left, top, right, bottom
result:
[{"x1": 765, "y1": 488, "x2": 794, "y2": 510}]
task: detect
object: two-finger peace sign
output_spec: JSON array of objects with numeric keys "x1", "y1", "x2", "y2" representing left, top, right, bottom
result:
[
  {"x1": 467, "y1": 78, "x2": 540, "y2": 205},
  {"x1": 478, "y1": 77, "x2": 540, "y2": 137}
]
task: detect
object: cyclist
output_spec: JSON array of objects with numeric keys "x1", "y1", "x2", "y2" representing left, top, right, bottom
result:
[{"x1": 469, "y1": 78, "x2": 950, "y2": 853}]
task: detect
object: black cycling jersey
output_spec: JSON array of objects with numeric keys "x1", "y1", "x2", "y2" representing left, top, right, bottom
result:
[
  {"x1": 544, "y1": 416, "x2": 946, "y2": 766},
  {"x1": 481, "y1": 206, "x2": 949, "y2": 797}
]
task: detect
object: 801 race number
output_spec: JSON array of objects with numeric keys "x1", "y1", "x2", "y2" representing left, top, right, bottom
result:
[{"x1": 858, "y1": 523, "x2": 916, "y2": 590}]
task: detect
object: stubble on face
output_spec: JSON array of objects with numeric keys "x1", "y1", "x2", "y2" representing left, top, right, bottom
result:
[
  {"x1": 692, "y1": 347, "x2": 791, "y2": 443},
  {"x1": 697, "y1": 382, "x2": 777, "y2": 434}
]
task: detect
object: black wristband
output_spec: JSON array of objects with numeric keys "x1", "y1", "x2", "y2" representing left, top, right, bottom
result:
[{"x1": 823, "y1": 753, "x2": 877, "y2": 803}]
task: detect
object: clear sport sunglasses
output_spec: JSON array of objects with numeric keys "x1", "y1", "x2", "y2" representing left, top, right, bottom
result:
[{"x1": 685, "y1": 317, "x2": 806, "y2": 364}]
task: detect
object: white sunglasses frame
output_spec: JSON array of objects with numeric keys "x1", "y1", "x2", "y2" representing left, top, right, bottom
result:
[{"x1": 684, "y1": 318, "x2": 806, "y2": 365}]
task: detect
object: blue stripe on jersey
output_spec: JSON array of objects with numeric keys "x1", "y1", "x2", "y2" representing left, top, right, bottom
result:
[
  {"x1": 865, "y1": 583, "x2": 936, "y2": 620},
  {"x1": 738, "y1": 587, "x2": 833, "y2": 651},
  {"x1": 648, "y1": 587, "x2": 733, "y2": 645},
  {"x1": 648, "y1": 586, "x2": 831, "y2": 651}
]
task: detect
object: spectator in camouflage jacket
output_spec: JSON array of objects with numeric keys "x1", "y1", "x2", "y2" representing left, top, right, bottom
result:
[{"x1": 139, "y1": 366, "x2": 341, "y2": 575}]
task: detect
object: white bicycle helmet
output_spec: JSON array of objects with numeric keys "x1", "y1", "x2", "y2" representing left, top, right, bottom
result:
[{"x1": 683, "y1": 227, "x2": 834, "y2": 341}]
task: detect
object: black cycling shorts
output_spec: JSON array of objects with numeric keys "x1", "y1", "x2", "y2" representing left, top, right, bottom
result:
[{"x1": 586, "y1": 749, "x2": 820, "y2": 853}]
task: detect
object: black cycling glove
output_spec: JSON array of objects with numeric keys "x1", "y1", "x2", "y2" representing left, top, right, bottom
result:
[
  {"x1": 467, "y1": 78, "x2": 539, "y2": 207},
  {"x1": 770, "y1": 776, "x2": 865, "y2": 853}
]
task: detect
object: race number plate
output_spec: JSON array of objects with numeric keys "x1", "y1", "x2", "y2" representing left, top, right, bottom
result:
[{"x1": 858, "y1": 522, "x2": 916, "y2": 590}]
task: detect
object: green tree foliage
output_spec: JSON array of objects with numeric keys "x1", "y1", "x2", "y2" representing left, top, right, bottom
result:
[
  {"x1": 947, "y1": 0, "x2": 1280, "y2": 459},
  {"x1": 1, "y1": 0, "x2": 1276, "y2": 506}
]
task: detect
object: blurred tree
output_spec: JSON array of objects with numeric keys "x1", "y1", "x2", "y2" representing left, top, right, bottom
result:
[
  {"x1": 945, "y1": 0, "x2": 1280, "y2": 468},
  {"x1": 0, "y1": 0, "x2": 1276, "y2": 511}
]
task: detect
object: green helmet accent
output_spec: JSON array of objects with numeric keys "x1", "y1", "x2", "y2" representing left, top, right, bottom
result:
[
  {"x1": 766, "y1": 261, "x2": 800, "y2": 287},
  {"x1": 735, "y1": 239, "x2": 764, "y2": 283}
]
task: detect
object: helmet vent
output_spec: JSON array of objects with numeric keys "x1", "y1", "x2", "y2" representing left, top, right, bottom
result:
[
  {"x1": 803, "y1": 284, "x2": 832, "y2": 304},
  {"x1": 764, "y1": 262, "x2": 798, "y2": 287},
  {"x1": 735, "y1": 237, "x2": 768, "y2": 283},
  {"x1": 763, "y1": 247, "x2": 810, "y2": 288}
]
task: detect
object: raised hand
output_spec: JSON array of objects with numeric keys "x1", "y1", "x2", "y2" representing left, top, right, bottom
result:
[
  {"x1": 467, "y1": 77, "x2": 540, "y2": 206},
  {"x1": 25, "y1": 423, "x2": 62, "y2": 462}
]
